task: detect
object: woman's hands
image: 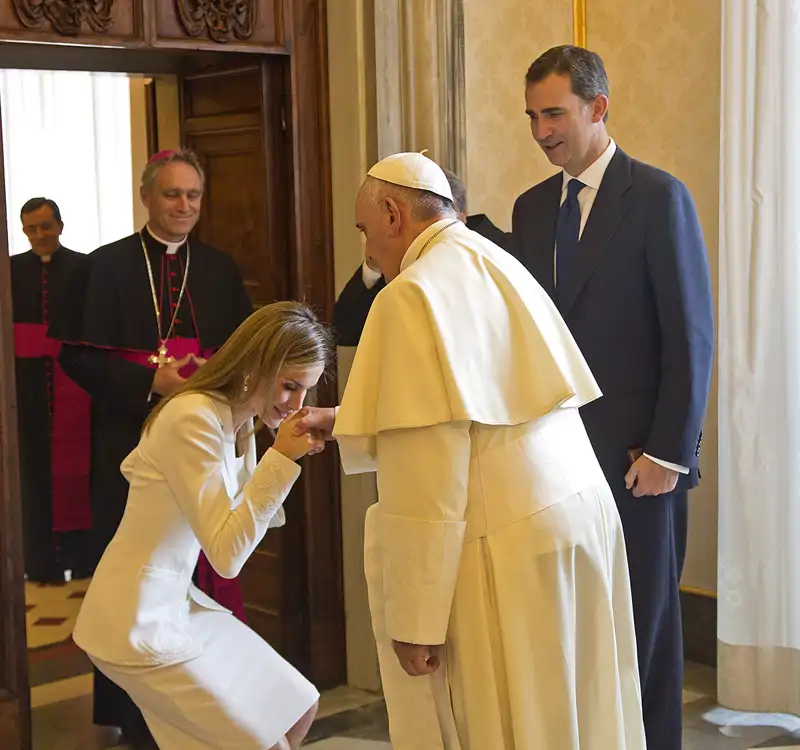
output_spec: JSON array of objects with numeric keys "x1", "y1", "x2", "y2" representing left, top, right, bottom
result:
[{"x1": 272, "y1": 411, "x2": 326, "y2": 461}]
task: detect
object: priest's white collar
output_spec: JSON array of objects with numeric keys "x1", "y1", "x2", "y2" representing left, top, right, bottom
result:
[
  {"x1": 35, "y1": 242, "x2": 62, "y2": 263},
  {"x1": 145, "y1": 224, "x2": 186, "y2": 255},
  {"x1": 400, "y1": 217, "x2": 460, "y2": 274},
  {"x1": 562, "y1": 137, "x2": 616, "y2": 192}
]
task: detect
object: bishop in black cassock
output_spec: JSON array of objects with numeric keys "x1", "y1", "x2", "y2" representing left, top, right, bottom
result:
[
  {"x1": 49, "y1": 150, "x2": 253, "y2": 746},
  {"x1": 12, "y1": 245, "x2": 92, "y2": 581},
  {"x1": 12, "y1": 198, "x2": 92, "y2": 583}
]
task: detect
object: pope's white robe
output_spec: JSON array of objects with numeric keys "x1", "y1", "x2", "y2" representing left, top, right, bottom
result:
[{"x1": 334, "y1": 219, "x2": 646, "y2": 749}]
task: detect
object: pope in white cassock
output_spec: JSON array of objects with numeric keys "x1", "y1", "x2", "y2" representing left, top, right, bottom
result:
[{"x1": 297, "y1": 152, "x2": 646, "y2": 749}]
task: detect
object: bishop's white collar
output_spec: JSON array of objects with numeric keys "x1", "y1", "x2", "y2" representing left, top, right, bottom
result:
[{"x1": 145, "y1": 224, "x2": 186, "y2": 255}]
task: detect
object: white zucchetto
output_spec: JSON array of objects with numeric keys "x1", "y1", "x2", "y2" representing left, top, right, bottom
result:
[{"x1": 367, "y1": 151, "x2": 454, "y2": 202}]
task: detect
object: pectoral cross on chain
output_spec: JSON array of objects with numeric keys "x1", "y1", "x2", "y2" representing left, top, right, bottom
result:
[{"x1": 149, "y1": 343, "x2": 175, "y2": 368}]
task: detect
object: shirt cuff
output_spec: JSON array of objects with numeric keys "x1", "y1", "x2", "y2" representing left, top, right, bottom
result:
[
  {"x1": 644, "y1": 453, "x2": 690, "y2": 475},
  {"x1": 361, "y1": 261, "x2": 383, "y2": 289}
]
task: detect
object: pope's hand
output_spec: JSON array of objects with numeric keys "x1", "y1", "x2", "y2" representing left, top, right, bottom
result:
[
  {"x1": 151, "y1": 354, "x2": 191, "y2": 397},
  {"x1": 625, "y1": 456, "x2": 679, "y2": 497},
  {"x1": 392, "y1": 641, "x2": 441, "y2": 677},
  {"x1": 292, "y1": 406, "x2": 337, "y2": 441},
  {"x1": 273, "y1": 411, "x2": 326, "y2": 461}
]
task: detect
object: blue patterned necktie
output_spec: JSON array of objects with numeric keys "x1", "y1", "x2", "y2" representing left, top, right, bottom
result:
[{"x1": 556, "y1": 178, "x2": 586, "y2": 301}]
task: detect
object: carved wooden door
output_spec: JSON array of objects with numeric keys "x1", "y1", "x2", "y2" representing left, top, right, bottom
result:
[
  {"x1": 182, "y1": 60, "x2": 289, "y2": 307},
  {"x1": 0, "y1": 99, "x2": 32, "y2": 750},
  {"x1": 180, "y1": 58, "x2": 299, "y2": 658}
]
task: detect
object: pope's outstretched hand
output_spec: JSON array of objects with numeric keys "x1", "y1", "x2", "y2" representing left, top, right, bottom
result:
[{"x1": 292, "y1": 406, "x2": 337, "y2": 441}]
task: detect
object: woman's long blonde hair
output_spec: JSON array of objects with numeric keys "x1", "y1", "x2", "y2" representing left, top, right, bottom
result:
[{"x1": 143, "y1": 301, "x2": 334, "y2": 433}]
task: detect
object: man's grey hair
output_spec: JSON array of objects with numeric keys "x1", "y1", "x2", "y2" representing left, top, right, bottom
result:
[
  {"x1": 441, "y1": 168, "x2": 467, "y2": 215},
  {"x1": 141, "y1": 149, "x2": 205, "y2": 191},
  {"x1": 360, "y1": 176, "x2": 458, "y2": 221}
]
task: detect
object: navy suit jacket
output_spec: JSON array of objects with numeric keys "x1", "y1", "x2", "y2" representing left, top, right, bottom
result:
[{"x1": 512, "y1": 148, "x2": 714, "y2": 492}]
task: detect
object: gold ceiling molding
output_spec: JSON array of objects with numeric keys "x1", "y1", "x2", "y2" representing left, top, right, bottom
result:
[{"x1": 573, "y1": 0, "x2": 587, "y2": 47}]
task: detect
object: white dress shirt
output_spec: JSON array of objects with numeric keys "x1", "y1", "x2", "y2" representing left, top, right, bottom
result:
[
  {"x1": 361, "y1": 260, "x2": 383, "y2": 289},
  {"x1": 555, "y1": 138, "x2": 688, "y2": 476}
]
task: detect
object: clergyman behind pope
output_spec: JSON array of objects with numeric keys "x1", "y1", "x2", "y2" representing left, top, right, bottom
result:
[{"x1": 295, "y1": 151, "x2": 647, "y2": 749}]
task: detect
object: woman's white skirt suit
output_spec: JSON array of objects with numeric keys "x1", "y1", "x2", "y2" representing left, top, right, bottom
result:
[{"x1": 73, "y1": 393, "x2": 318, "y2": 749}]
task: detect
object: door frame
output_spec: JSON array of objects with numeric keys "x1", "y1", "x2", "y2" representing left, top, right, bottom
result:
[{"x1": 0, "y1": 91, "x2": 30, "y2": 750}]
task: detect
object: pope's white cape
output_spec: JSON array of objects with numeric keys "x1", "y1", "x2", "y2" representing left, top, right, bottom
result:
[
  {"x1": 332, "y1": 219, "x2": 645, "y2": 749},
  {"x1": 333, "y1": 218, "x2": 602, "y2": 470}
]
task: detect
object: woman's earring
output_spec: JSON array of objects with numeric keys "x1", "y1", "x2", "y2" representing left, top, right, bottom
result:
[{"x1": 243, "y1": 374, "x2": 251, "y2": 393}]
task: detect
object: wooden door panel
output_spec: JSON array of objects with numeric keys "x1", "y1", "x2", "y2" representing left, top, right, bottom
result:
[
  {"x1": 180, "y1": 62, "x2": 316, "y2": 673},
  {"x1": 0, "y1": 99, "x2": 31, "y2": 750},
  {"x1": 188, "y1": 130, "x2": 272, "y2": 304},
  {"x1": 183, "y1": 66, "x2": 285, "y2": 308},
  {"x1": 153, "y1": 0, "x2": 282, "y2": 50},
  {"x1": 182, "y1": 67, "x2": 262, "y2": 119},
  {"x1": 238, "y1": 544, "x2": 283, "y2": 650},
  {"x1": 179, "y1": 13, "x2": 343, "y2": 686},
  {"x1": 0, "y1": 0, "x2": 143, "y2": 45}
]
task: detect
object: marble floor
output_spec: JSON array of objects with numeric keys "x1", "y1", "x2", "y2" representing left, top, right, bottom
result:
[
  {"x1": 21, "y1": 581, "x2": 800, "y2": 747},
  {"x1": 22, "y1": 573, "x2": 800, "y2": 747},
  {"x1": 25, "y1": 577, "x2": 89, "y2": 649},
  {"x1": 26, "y1": 657, "x2": 800, "y2": 748}
]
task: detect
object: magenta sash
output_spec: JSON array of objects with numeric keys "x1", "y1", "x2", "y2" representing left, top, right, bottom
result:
[
  {"x1": 112, "y1": 337, "x2": 246, "y2": 624},
  {"x1": 13, "y1": 323, "x2": 92, "y2": 532},
  {"x1": 113, "y1": 336, "x2": 215, "y2": 378}
]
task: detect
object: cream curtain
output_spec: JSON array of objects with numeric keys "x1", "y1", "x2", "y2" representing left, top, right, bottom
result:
[
  {"x1": 718, "y1": 0, "x2": 800, "y2": 712},
  {"x1": 373, "y1": 0, "x2": 466, "y2": 176},
  {"x1": 0, "y1": 69, "x2": 134, "y2": 256}
]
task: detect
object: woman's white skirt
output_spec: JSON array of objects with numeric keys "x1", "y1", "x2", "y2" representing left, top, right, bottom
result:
[{"x1": 90, "y1": 607, "x2": 319, "y2": 749}]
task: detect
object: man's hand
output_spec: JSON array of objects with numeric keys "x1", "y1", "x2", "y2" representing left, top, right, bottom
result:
[
  {"x1": 151, "y1": 354, "x2": 192, "y2": 397},
  {"x1": 273, "y1": 411, "x2": 326, "y2": 461},
  {"x1": 392, "y1": 640, "x2": 441, "y2": 677},
  {"x1": 191, "y1": 353, "x2": 208, "y2": 368},
  {"x1": 292, "y1": 406, "x2": 337, "y2": 441},
  {"x1": 625, "y1": 456, "x2": 679, "y2": 497}
]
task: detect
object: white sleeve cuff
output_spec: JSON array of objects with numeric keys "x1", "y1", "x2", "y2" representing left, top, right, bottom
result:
[
  {"x1": 644, "y1": 453, "x2": 690, "y2": 475},
  {"x1": 361, "y1": 261, "x2": 383, "y2": 289}
]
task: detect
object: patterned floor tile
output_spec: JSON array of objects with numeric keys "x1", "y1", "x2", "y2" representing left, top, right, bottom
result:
[
  {"x1": 31, "y1": 673, "x2": 93, "y2": 709},
  {"x1": 34, "y1": 616, "x2": 69, "y2": 627},
  {"x1": 25, "y1": 577, "x2": 89, "y2": 649},
  {"x1": 29, "y1": 640, "x2": 92, "y2": 688},
  {"x1": 317, "y1": 685, "x2": 383, "y2": 719}
]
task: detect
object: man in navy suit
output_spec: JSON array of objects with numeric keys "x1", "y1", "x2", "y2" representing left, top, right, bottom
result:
[{"x1": 511, "y1": 46, "x2": 714, "y2": 750}]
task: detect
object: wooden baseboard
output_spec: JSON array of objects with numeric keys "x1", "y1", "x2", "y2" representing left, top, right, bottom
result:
[{"x1": 681, "y1": 589, "x2": 717, "y2": 667}]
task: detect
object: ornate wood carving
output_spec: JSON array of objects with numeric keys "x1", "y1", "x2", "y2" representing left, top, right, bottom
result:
[
  {"x1": 175, "y1": 0, "x2": 256, "y2": 43},
  {"x1": 12, "y1": 0, "x2": 116, "y2": 35}
]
